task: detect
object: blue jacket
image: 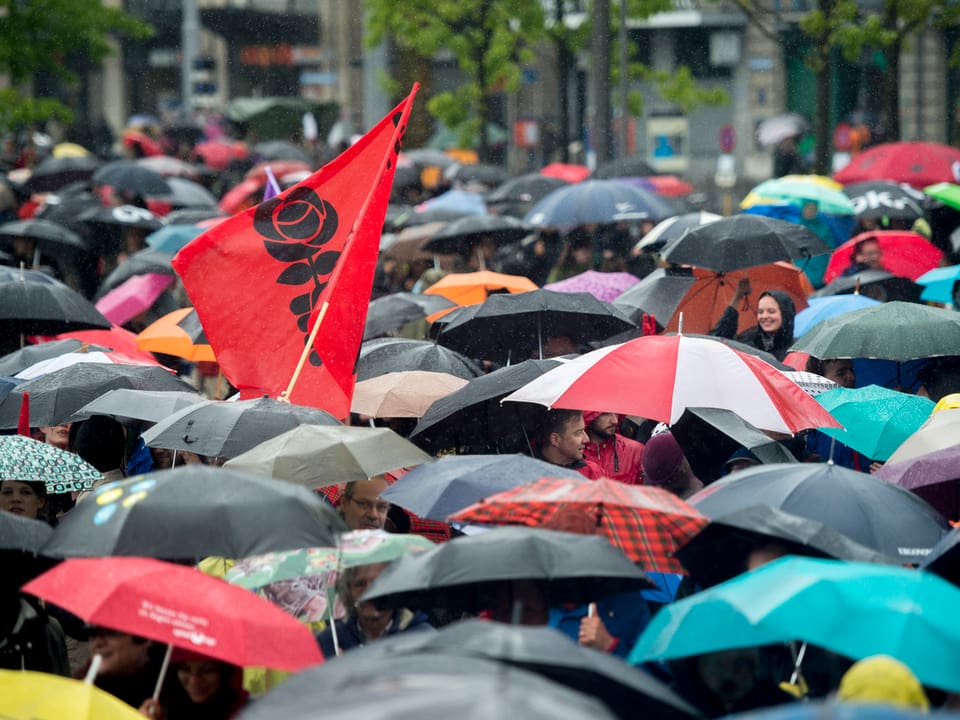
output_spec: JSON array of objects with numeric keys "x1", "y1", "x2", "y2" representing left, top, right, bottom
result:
[
  {"x1": 315, "y1": 609, "x2": 433, "y2": 658},
  {"x1": 548, "y1": 591, "x2": 652, "y2": 659}
]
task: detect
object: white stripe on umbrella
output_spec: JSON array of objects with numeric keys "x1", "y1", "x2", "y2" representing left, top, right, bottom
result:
[{"x1": 502, "y1": 334, "x2": 841, "y2": 434}]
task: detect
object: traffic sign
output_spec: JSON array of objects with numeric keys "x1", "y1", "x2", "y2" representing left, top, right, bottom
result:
[{"x1": 719, "y1": 124, "x2": 736, "y2": 153}]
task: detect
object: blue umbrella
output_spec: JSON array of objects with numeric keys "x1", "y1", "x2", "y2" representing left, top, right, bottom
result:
[
  {"x1": 916, "y1": 264, "x2": 960, "y2": 304},
  {"x1": 628, "y1": 556, "x2": 960, "y2": 693},
  {"x1": 525, "y1": 179, "x2": 676, "y2": 228},
  {"x1": 794, "y1": 295, "x2": 881, "y2": 337},
  {"x1": 417, "y1": 189, "x2": 488, "y2": 216},
  {"x1": 145, "y1": 224, "x2": 205, "y2": 253}
]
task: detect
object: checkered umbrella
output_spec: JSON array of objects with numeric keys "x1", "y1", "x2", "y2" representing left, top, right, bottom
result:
[{"x1": 449, "y1": 476, "x2": 707, "y2": 574}]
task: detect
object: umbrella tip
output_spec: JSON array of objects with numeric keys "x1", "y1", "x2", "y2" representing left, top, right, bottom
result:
[{"x1": 678, "y1": 311, "x2": 684, "y2": 335}]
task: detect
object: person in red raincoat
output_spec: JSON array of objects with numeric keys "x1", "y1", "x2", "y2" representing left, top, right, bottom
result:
[{"x1": 581, "y1": 411, "x2": 645, "y2": 484}]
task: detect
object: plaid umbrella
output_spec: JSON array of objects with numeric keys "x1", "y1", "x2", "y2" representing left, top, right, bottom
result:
[
  {"x1": 449, "y1": 476, "x2": 708, "y2": 574},
  {"x1": 0, "y1": 435, "x2": 102, "y2": 494}
]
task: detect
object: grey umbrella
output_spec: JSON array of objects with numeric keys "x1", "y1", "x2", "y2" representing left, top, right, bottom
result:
[
  {"x1": 363, "y1": 292, "x2": 455, "y2": 340},
  {"x1": 0, "y1": 339, "x2": 110, "y2": 377},
  {"x1": 0, "y1": 510, "x2": 53, "y2": 553},
  {"x1": 141, "y1": 396, "x2": 341, "y2": 459},
  {"x1": 358, "y1": 338, "x2": 483, "y2": 381},
  {"x1": 70, "y1": 388, "x2": 206, "y2": 425}
]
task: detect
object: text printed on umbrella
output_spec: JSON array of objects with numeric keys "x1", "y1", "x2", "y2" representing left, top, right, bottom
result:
[{"x1": 138, "y1": 599, "x2": 217, "y2": 648}]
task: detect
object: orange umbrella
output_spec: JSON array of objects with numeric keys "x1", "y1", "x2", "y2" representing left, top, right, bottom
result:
[
  {"x1": 137, "y1": 307, "x2": 216, "y2": 362},
  {"x1": 664, "y1": 262, "x2": 813, "y2": 335},
  {"x1": 424, "y1": 271, "x2": 538, "y2": 307}
]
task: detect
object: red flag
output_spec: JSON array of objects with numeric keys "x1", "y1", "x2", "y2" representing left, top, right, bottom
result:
[{"x1": 173, "y1": 86, "x2": 418, "y2": 418}]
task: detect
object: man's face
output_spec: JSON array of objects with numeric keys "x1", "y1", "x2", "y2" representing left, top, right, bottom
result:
[
  {"x1": 340, "y1": 476, "x2": 390, "y2": 530},
  {"x1": 88, "y1": 630, "x2": 152, "y2": 677},
  {"x1": 855, "y1": 240, "x2": 883, "y2": 270},
  {"x1": 552, "y1": 414, "x2": 587, "y2": 463},
  {"x1": 587, "y1": 412, "x2": 619, "y2": 439},
  {"x1": 821, "y1": 359, "x2": 856, "y2": 389}
]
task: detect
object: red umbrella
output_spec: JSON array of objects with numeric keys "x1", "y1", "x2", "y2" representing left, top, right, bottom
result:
[
  {"x1": 503, "y1": 334, "x2": 841, "y2": 434},
  {"x1": 834, "y1": 141, "x2": 960, "y2": 189},
  {"x1": 32, "y1": 326, "x2": 157, "y2": 363},
  {"x1": 822, "y1": 230, "x2": 944, "y2": 284},
  {"x1": 449, "y1": 476, "x2": 707, "y2": 574},
  {"x1": 540, "y1": 162, "x2": 591, "y2": 183},
  {"x1": 23, "y1": 557, "x2": 323, "y2": 671},
  {"x1": 193, "y1": 140, "x2": 248, "y2": 171}
]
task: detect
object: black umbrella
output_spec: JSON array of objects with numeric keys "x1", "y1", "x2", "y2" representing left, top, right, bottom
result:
[
  {"x1": 423, "y1": 214, "x2": 534, "y2": 255},
  {"x1": 238, "y1": 653, "x2": 618, "y2": 720},
  {"x1": 669, "y1": 406, "x2": 797, "y2": 482},
  {"x1": 592, "y1": 154, "x2": 656, "y2": 179},
  {"x1": 252, "y1": 140, "x2": 312, "y2": 164},
  {"x1": 358, "y1": 338, "x2": 483, "y2": 381},
  {"x1": 405, "y1": 147, "x2": 457, "y2": 168},
  {"x1": 361, "y1": 526, "x2": 653, "y2": 612},
  {"x1": 364, "y1": 292, "x2": 456, "y2": 340},
  {"x1": 811, "y1": 270, "x2": 923, "y2": 303},
  {"x1": 0, "y1": 339, "x2": 110, "y2": 376},
  {"x1": 97, "y1": 248, "x2": 175, "y2": 296},
  {"x1": 41, "y1": 466, "x2": 346, "y2": 560},
  {"x1": 92, "y1": 161, "x2": 172, "y2": 196},
  {"x1": 921, "y1": 527, "x2": 960, "y2": 586},
  {"x1": 659, "y1": 214, "x2": 831, "y2": 273},
  {"x1": 33, "y1": 188, "x2": 101, "y2": 237},
  {"x1": 0, "y1": 219, "x2": 90, "y2": 255},
  {"x1": 0, "y1": 266, "x2": 111, "y2": 339},
  {"x1": 612, "y1": 268, "x2": 696, "y2": 327},
  {"x1": 23, "y1": 154, "x2": 102, "y2": 194},
  {"x1": 676, "y1": 504, "x2": 897, "y2": 589},
  {"x1": 843, "y1": 181, "x2": 927, "y2": 222},
  {"x1": 70, "y1": 388, "x2": 206, "y2": 425},
  {"x1": 380, "y1": 453, "x2": 583, "y2": 520},
  {"x1": 286, "y1": 619, "x2": 699, "y2": 720},
  {"x1": 163, "y1": 177, "x2": 218, "y2": 210},
  {"x1": 163, "y1": 207, "x2": 224, "y2": 225},
  {"x1": 80, "y1": 204, "x2": 163, "y2": 232},
  {"x1": 0, "y1": 363, "x2": 196, "y2": 429},
  {"x1": 689, "y1": 462, "x2": 950, "y2": 563},
  {"x1": 435, "y1": 289, "x2": 636, "y2": 362},
  {"x1": 409, "y1": 358, "x2": 563, "y2": 452},
  {"x1": 487, "y1": 174, "x2": 570, "y2": 205},
  {"x1": 176, "y1": 308, "x2": 207, "y2": 344},
  {"x1": 0, "y1": 511, "x2": 53, "y2": 553},
  {"x1": 634, "y1": 211, "x2": 724, "y2": 253},
  {"x1": 444, "y1": 162, "x2": 510, "y2": 188},
  {"x1": 140, "y1": 396, "x2": 341, "y2": 459}
]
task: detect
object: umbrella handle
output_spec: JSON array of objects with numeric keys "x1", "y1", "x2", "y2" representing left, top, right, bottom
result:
[
  {"x1": 84, "y1": 653, "x2": 103, "y2": 684},
  {"x1": 153, "y1": 643, "x2": 173, "y2": 700}
]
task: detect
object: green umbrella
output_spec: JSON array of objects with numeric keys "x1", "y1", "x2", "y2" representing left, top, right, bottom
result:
[
  {"x1": 0, "y1": 435, "x2": 101, "y2": 494},
  {"x1": 789, "y1": 301, "x2": 960, "y2": 362},
  {"x1": 815, "y1": 385, "x2": 935, "y2": 461},
  {"x1": 225, "y1": 530, "x2": 434, "y2": 589},
  {"x1": 923, "y1": 182, "x2": 960, "y2": 212},
  {"x1": 628, "y1": 556, "x2": 960, "y2": 693},
  {"x1": 742, "y1": 176, "x2": 855, "y2": 216}
]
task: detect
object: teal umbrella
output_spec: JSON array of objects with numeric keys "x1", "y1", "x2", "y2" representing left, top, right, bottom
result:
[
  {"x1": 145, "y1": 224, "x2": 204, "y2": 253},
  {"x1": 0, "y1": 434, "x2": 102, "y2": 494},
  {"x1": 916, "y1": 264, "x2": 960, "y2": 304},
  {"x1": 815, "y1": 385, "x2": 935, "y2": 461},
  {"x1": 628, "y1": 556, "x2": 960, "y2": 693}
]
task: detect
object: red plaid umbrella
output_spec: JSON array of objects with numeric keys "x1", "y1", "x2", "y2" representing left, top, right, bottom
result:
[{"x1": 449, "y1": 476, "x2": 707, "y2": 574}]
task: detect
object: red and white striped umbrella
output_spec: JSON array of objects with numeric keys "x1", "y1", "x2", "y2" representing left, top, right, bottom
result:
[{"x1": 503, "y1": 334, "x2": 841, "y2": 434}]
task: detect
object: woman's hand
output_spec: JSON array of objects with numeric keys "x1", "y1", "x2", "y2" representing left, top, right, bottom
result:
[
  {"x1": 139, "y1": 699, "x2": 164, "y2": 720},
  {"x1": 731, "y1": 277, "x2": 751, "y2": 307}
]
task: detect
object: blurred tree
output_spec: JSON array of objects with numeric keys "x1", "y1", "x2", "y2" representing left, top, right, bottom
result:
[{"x1": 0, "y1": 0, "x2": 152, "y2": 131}]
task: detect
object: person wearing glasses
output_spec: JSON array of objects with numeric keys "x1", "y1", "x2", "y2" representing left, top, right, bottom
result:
[{"x1": 338, "y1": 476, "x2": 391, "y2": 531}]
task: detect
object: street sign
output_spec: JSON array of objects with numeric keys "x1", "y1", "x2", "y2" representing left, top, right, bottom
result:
[{"x1": 719, "y1": 124, "x2": 736, "y2": 153}]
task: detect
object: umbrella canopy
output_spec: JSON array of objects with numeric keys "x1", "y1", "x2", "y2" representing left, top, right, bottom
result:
[
  {"x1": 351, "y1": 370, "x2": 469, "y2": 418},
  {"x1": 755, "y1": 113, "x2": 810, "y2": 147},
  {"x1": 923, "y1": 181, "x2": 960, "y2": 212},
  {"x1": 540, "y1": 162, "x2": 591, "y2": 183},
  {"x1": 659, "y1": 214, "x2": 830, "y2": 273},
  {"x1": 922, "y1": 526, "x2": 960, "y2": 586},
  {"x1": 252, "y1": 140, "x2": 312, "y2": 164},
  {"x1": 592, "y1": 154, "x2": 657, "y2": 179},
  {"x1": 0, "y1": 219, "x2": 89, "y2": 255},
  {"x1": 814, "y1": 385, "x2": 935, "y2": 461},
  {"x1": 409, "y1": 358, "x2": 565, "y2": 453},
  {"x1": 418, "y1": 188, "x2": 489, "y2": 216},
  {"x1": 834, "y1": 141, "x2": 960, "y2": 189},
  {"x1": 443, "y1": 162, "x2": 510, "y2": 188},
  {"x1": 450, "y1": 477, "x2": 708, "y2": 574},
  {"x1": 135, "y1": 307, "x2": 215, "y2": 362},
  {"x1": 98, "y1": 248, "x2": 175, "y2": 296},
  {"x1": 675, "y1": 505, "x2": 896, "y2": 588},
  {"x1": 0, "y1": 435, "x2": 102, "y2": 494},
  {"x1": 742, "y1": 175, "x2": 854, "y2": 217},
  {"x1": 0, "y1": 510, "x2": 54, "y2": 553},
  {"x1": 423, "y1": 214, "x2": 533, "y2": 255},
  {"x1": 163, "y1": 176, "x2": 219, "y2": 210},
  {"x1": 423, "y1": 270, "x2": 539, "y2": 307},
  {"x1": 885, "y1": 407, "x2": 960, "y2": 466},
  {"x1": 0, "y1": 670, "x2": 148, "y2": 720},
  {"x1": 363, "y1": 292, "x2": 455, "y2": 340},
  {"x1": 14, "y1": 350, "x2": 160, "y2": 381},
  {"x1": 41, "y1": 466, "x2": 346, "y2": 560},
  {"x1": 504, "y1": 334, "x2": 840, "y2": 434},
  {"x1": 380, "y1": 454, "x2": 584, "y2": 521},
  {"x1": 811, "y1": 269, "x2": 923, "y2": 303},
  {"x1": 144, "y1": 223, "x2": 205, "y2": 253},
  {"x1": 50, "y1": 326, "x2": 145, "y2": 356},
  {"x1": 630, "y1": 556, "x2": 960, "y2": 694},
  {"x1": 916, "y1": 264, "x2": 960, "y2": 304},
  {"x1": 844, "y1": 181, "x2": 927, "y2": 221},
  {"x1": 222, "y1": 424, "x2": 431, "y2": 488},
  {"x1": 0, "y1": 266, "x2": 110, "y2": 337},
  {"x1": 357, "y1": 338, "x2": 483, "y2": 381},
  {"x1": 876, "y1": 445, "x2": 960, "y2": 520},
  {"x1": 93, "y1": 161, "x2": 172, "y2": 196},
  {"x1": 141, "y1": 397, "x2": 341, "y2": 459},
  {"x1": 689, "y1": 462, "x2": 949, "y2": 562},
  {"x1": 790, "y1": 301, "x2": 960, "y2": 361},
  {"x1": 435, "y1": 289, "x2": 636, "y2": 362},
  {"x1": 136, "y1": 155, "x2": 199, "y2": 179},
  {"x1": 0, "y1": 339, "x2": 110, "y2": 377},
  {"x1": 360, "y1": 526, "x2": 652, "y2": 612},
  {"x1": 543, "y1": 270, "x2": 640, "y2": 303},
  {"x1": 70, "y1": 388, "x2": 205, "y2": 425},
  {"x1": 525, "y1": 179, "x2": 676, "y2": 228},
  {"x1": 822, "y1": 231, "x2": 943, "y2": 284},
  {"x1": 487, "y1": 173, "x2": 570, "y2": 205},
  {"x1": 793, "y1": 294, "x2": 882, "y2": 337},
  {"x1": 93, "y1": 272, "x2": 175, "y2": 326},
  {"x1": 23, "y1": 556, "x2": 322, "y2": 671},
  {"x1": 22, "y1": 155, "x2": 101, "y2": 194},
  {"x1": 633, "y1": 211, "x2": 723, "y2": 253},
  {"x1": 0, "y1": 363, "x2": 195, "y2": 429}
]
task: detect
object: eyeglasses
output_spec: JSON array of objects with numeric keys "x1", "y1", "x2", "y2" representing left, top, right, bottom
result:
[{"x1": 346, "y1": 497, "x2": 390, "y2": 514}]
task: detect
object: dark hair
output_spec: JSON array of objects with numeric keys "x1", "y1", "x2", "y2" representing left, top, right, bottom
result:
[
  {"x1": 758, "y1": 290, "x2": 796, "y2": 342},
  {"x1": 537, "y1": 409, "x2": 583, "y2": 444},
  {"x1": 72, "y1": 416, "x2": 126, "y2": 474}
]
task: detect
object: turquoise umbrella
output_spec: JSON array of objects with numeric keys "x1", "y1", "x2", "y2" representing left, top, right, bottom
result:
[
  {"x1": 815, "y1": 385, "x2": 934, "y2": 461},
  {"x1": 916, "y1": 264, "x2": 960, "y2": 304},
  {"x1": 145, "y1": 224, "x2": 204, "y2": 253},
  {"x1": 628, "y1": 556, "x2": 960, "y2": 693}
]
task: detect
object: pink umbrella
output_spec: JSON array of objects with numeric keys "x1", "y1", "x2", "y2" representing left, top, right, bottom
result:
[
  {"x1": 95, "y1": 273, "x2": 174, "y2": 326},
  {"x1": 544, "y1": 270, "x2": 640, "y2": 302}
]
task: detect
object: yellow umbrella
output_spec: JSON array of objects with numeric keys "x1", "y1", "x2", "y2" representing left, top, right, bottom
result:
[
  {"x1": 52, "y1": 142, "x2": 91, "y2": 158},
  {"x1": 0, "y1": 670, "x2": 146, "y2": 720}
]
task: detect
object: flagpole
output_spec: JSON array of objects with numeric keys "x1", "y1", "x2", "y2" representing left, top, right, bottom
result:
[{"x1": 279, "y1": 301, "x2": 329, "y2": 402}]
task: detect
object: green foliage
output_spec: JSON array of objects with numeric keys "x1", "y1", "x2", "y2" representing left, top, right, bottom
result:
[
  {"x1": 642, "y1": 66, "x2": 729, "y2": 114},
  {"x1": 0, "y1": 89, "x2": 73, "y2": 129}
]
